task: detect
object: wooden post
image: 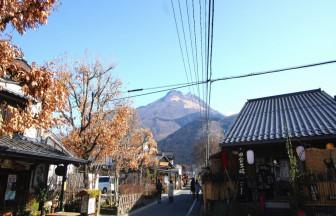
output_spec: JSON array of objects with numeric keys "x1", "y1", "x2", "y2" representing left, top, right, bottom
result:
[
  {"x1": 59, "y1": 164, "x2": 68, "y2": 211},
  {"x1": 97, "y1": 192, "x2": 101, "y2": 216}
]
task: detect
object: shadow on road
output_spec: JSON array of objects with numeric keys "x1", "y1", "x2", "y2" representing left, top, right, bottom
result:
[{"x1": 131, "y1": 190, "x2": 196, "y2": 216}]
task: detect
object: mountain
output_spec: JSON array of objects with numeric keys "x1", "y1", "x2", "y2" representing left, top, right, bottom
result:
[
  {"x1": 137, "y1": 90, "x2": 223, "y2": 141},
  {"x1": 136, "y1": 90, "x2": 237, "y2": 164},
  {"x1": 158, "y1": 116, "x2": 237, "y2": 164}
]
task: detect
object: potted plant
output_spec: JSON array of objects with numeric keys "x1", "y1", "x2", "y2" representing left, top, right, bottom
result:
[
  {"x1": 286, "y1": 136, "x2": 306, "y2": 215},
  {"x1": 77, "y1": 189, "x2": 101, "y2": 216},
  {"x1": 34, "y1": 179, "x2": 55, "y2": 216}
]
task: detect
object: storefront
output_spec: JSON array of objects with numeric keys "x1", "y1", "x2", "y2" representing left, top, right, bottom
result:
[
  {"x1": 0, "y1": 135, "x2": 85, "y2": 214},
  {"x1": 203, "y1": 89, "x2": 336, "y2": 215},
  {"x1": 0, "y1": 163, "x2": 31, "y2": 211},
  {"x1": 157, "y1": 154, "x2": 179, "y2": 190}
]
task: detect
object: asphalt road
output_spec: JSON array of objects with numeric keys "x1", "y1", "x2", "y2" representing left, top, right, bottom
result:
[{"x1": 131, "y1": 190, "x2": 196, "y2": 216}]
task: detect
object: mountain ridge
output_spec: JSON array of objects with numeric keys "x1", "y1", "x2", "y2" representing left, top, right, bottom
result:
[
  {"x1": 136, "y1": 90, "x2": 236, "y2": 163},
  {"x1": 137, "y1": 90, "x2": 226, "y2": 141}
]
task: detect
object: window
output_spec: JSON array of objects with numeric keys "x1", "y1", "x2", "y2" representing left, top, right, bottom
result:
[
  {"x1": 5, "y1": 174, "x2": 16, "y2": 201},
  {"x1": 99, "y1": 177, "x2": 109, "y2": 183}
]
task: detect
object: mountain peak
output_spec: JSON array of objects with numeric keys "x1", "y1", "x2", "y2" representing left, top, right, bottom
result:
[
  {"x1": 136, "y1": 90, "x2": 225, "y2": 141},
  {"x1": 164, "y1": 90, "x2": 184, "y2": 98},
  {"x1": 162, "y1": 90, "x2": 203, "y2": 110}
]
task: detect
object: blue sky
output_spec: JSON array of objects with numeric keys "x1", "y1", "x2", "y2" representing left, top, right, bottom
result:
[{"x1": 11, "y1": 0, "x2": 336, "y2": 115}]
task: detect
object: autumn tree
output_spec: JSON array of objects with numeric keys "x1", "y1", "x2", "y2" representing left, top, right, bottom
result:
[
  {"x1": 0, "y1": 0, "x2": 68, "y2": 136},
  {"x1": 107, "y1": 111, "x2": 157, "y2": 195},
  {"x1": 120, "y1": 113, "x2": 157, "y2": 169},
  {"x1": 193, "y1": 124, "x2": 223, "y2": 167},
  {"x1": 58, "y1": 57, "x2": 133, "y2": 187},
  {"x1": 133, "y1": 128, "x2": 158, "y2": 185}
]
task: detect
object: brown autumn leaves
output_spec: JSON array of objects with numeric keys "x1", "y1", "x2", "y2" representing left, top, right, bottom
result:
[
  {"x1": 0, "y1": 0, "x2": 66, "y2": 135},
  {"x1": 0, "y1": 0, "x2": 157, "y2": 170}
]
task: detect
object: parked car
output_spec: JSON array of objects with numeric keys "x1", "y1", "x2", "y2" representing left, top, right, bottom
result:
[{"x1": 98, "y1": 176, "x2": 115, "y2": 194}]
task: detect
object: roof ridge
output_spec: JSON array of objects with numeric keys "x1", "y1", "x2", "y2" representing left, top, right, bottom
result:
[
  {"x1": 15, "y1": 135, "x2": 68, "y2": 156},
  {"x1": 247, "y1": 88, "x2": 321, "y2": 102}
]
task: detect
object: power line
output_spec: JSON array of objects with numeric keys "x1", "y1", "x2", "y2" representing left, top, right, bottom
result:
[
  {"x1": 211, "y1": 59, "x2": 336, "y2": 83},
  {"x1": 206, "y1": 82, "x2": 212, "y2": 165},
  {"x1": 177, "y1": 0, "x2": 196, "y2": 97},
  {"x1": 116, "y1": 82, "x2": 201, "y2": 102},
  {"x1": 198, "y1": 0, "x2": 205, "y2": 118},
  {"x1": 170, "y1": 0, "x2": 190, "y2": 89},
  {"x1": 191, "y1": 0, "x2": 202, "y2": 118},
  {"x1": 123, "y1": 59, "x2": 336, "y2": 100},
  {"x1": 185, "y1": 0, "x2": 197, "y2": 84},
  {"x1": 197, "y1": 0, "x2": 206, "y2": 142},
  {"x1": 185, "y1": 0, "x2": 202, "y2": 116},
  {"x1": 128, "y1": 82, "x2": 194, "y2": 93},
  {"x1": 209, "y1": 0, "x2": 215, "y2": 80},
  {"x1": 205, "y1": 0, "x2": 214, "y2": 166},
  {"x1": 203, "y1": 0, "x2": 208, "y2": 124},
  {"x1": 204, "y1": 0, "x2": 210, "y2": 160},
  {"x1": 170, "y1": 0, "x2": 207, "y2": 127},
  {"x1": 209, "y1": 0, "x2": 215, "y2": 164}
]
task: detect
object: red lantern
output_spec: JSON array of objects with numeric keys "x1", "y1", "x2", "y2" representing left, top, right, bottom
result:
[
  {"x1": 297, "y1": 209, "x2": 305, "y2": 216},
  {"x1": 221, "y1": 150, "x2": 229, "y2": 169}
]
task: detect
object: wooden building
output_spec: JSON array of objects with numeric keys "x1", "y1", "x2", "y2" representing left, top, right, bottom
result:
[
  {"x1": 0, "y1": 136, "x2": 85, "y2": 212},
  {"x1": 203, "y1": 89, "x2": 336, "y2": 215},
  {"x1": 157, "y1": 152, "x2": 181, "y2": 190},
  {"x1": 0, "y1": 60, "x2": 85, "y2": 215}
]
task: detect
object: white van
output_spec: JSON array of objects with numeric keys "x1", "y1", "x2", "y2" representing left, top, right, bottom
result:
[{"x1": 98, "y1": 176, "x2": 115, "y2": 194}]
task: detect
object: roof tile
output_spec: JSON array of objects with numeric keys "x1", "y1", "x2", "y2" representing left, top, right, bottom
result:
[
  {"x1": 0, "y1": 135, "x2": 85, "y2": 164},
  {"x1": 223, "y1": 89, "x2": 336, "y2": 145}
]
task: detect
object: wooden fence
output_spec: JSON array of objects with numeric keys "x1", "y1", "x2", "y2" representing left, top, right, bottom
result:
[
  {"x1": 203, "y1": 181, "x2": 236, "y2": 201},
  {"x1": 101, "y1": 193, "x2": 143, "y2": 215},
  {"x1": 301, "y1": 173, "x2": 336, "y2": 215},
  {"x1": 117, "y1": 193, "x2": 142, "y2": 215}
]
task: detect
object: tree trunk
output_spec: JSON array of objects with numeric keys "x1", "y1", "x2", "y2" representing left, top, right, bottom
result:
[
  {"x1": 115, "y1": 172, "x2": 119, "y2": 197},
  {"x1": 140, "y1": 168, "x2": 143, "y2": 186},
  {"x1": 40, "y1": 201, "x2": 45, "y2": 216},
  {"x1": 84, "y1": 164, "x2": 89, "y2": 189},
  {"x1": 59, "y1": 165, "x2": 68, "y2": 211}
]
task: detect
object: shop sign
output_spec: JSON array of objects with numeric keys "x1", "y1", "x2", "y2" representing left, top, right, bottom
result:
[{"x1": 238, "y1": 149, "x2": 247, "y2": 201}]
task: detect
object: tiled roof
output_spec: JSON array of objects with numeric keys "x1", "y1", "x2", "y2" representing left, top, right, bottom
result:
[
  {"x1": 0, "y1": 135, "x2": 86, "y2": 164},
  {"x1": 223, "y1": 89, "x2": 336, "y2": 146}
]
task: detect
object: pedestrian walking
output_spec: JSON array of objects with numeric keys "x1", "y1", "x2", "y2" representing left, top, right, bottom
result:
[
  {"x1": 195, "y1": 180, "x2": 201, "y2": 200},
  {"x1": 190, "y1": 178, "x2": 195, "y2": 199},
  {"x1": 168, "y1": 180, "x2": 174, "y2": 203},
  {"x1": 156, "y1": 179, "x2": 163, "y2": 204}
]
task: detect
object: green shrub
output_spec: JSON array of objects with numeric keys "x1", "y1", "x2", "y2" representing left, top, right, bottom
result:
[{"x1": 77, "y1": 189, "x2": 101, "y2": 198}]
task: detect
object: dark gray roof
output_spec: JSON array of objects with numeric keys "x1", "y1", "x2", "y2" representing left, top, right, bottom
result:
[
  {"x1": 223, "y1": 89, "x2": 336, "y2": 146},
  {"x1": 0, "y1": 135, "x2": 86, "y2": 164}
]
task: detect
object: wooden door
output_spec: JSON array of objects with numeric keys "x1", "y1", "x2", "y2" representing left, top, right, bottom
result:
[{"x1": 0, "y1": 173, "x2": 8, "y2": 210}]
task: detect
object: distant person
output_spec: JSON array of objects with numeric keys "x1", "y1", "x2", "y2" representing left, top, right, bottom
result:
[
  {"x1": 168, "y1": 180, "x2": 174, "y2": 203},
  {"x1": 190, "y1": 178, "x2": 195, "y2": 199},
  {"x1": 156, "y1": 179, "x2": 163, "y2": 204},
  {"x1": 195, "y1": 180, "x2": 201, "y2": 200}
]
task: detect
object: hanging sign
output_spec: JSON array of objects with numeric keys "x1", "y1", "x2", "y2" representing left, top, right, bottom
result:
[{"x1": 238, "y1": 149, "x2": 247, "y2": 201}]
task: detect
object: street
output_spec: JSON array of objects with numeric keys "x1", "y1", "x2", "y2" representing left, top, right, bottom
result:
[{"x1": 131, "y1": 190, "x2": 199, "y2": 216}]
